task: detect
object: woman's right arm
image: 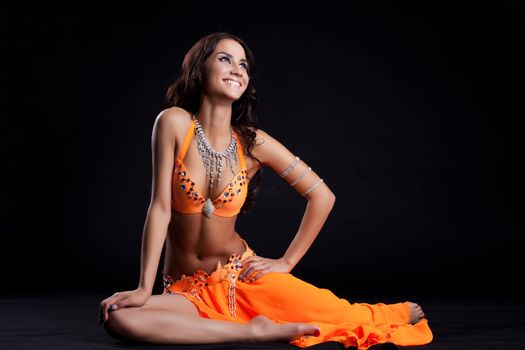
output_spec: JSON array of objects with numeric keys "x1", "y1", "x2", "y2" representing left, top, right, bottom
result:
[
  {"x1": 99, "y1": 108, "x2": 182, "y2": 323},
  {"x1": 137, "y1": 108, "x2": 181, "y2": 293}
]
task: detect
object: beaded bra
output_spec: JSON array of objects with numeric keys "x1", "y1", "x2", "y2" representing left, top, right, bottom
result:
[{"x1": 171, "y1": 119, "x2": 248, "y2": 217}]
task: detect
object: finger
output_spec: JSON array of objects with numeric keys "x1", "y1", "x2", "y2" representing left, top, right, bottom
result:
[
  {"x1": 105, "y1": 303, "x2": 119, "y2": 321},
  {"x1": 99, "y1": 300, "x2": 110, "y2": 323},
  {"x1": 248, "y1": 270, "x2": 266, "y2": 283},
  {"x1": 100, "y1": 292, "x2": 128, "y2": 322},
  {"x1": 100, "y1": 292, "x2": 121, "y2": 307},
  {"x1": 100, "y1": 303, "x2": 113, "y2": 325},
  {"x1": 239, "y1": 262, "x2": 255, "y2": 280},
  {"x1": 244, "y1": 264, "x2": 269, "y2": 281},
  {"x1": 240, "y1": 256, "x2": 260, "y2": 267},
  {"x1": 102, "y1": 302, "x2": 112, "y2": 322},
  {"x1": 102, "y1": 297, "x2": 124, "y2": 322},
  {"x1": 99, "y1": 304, "x2": 108, "y2": 323},
  {"x1": 240, "y1": 262, "x2": 266, "y2": 281},
  {"x1": 249, "y1": 269, "x2": 268, "y2": 282},
  {"x1": 240, "y1": 257, "x2": 253, "y2": 266},
  {"x1": 109, "y1": 295, "x2": 130, "y2": 313}
]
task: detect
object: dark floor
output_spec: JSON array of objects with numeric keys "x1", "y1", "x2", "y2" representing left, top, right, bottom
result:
[{"x1": 1, "y1": 294, "x2": 524, "y2": 350}]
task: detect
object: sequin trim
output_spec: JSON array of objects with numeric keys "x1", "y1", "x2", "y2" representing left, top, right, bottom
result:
[
  {"x1": 162, "y1": 242, "x2": 256, "y2": 319},
  {"x1": 175, "y1": 161, "x2": 248, "y2": 210}
]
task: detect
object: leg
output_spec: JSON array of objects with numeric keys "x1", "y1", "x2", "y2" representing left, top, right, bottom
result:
[
  {"x1": 103, "y1": 293, "x2": 320, "y2": 344},
  {"x1": 240, "y1": 272, "x2": 420, "y2": 325},
  {"x1": 234, "y1": 273, "x2": 433, "y2": 348}
]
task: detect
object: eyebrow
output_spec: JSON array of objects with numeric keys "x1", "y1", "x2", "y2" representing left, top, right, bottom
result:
[{"x1": 216, "y1": 52, "x2": 248, "y2": 64}]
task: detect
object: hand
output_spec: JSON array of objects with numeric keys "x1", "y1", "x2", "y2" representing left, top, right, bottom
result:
[
  {"x1": 238, "y1": 256, "x2": 292, "y2": 283},
  {"x1": 98, "y1": 288, "x2": 150, "y2": 325}
]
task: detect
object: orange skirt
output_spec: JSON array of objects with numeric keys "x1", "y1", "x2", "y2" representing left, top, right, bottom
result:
[{"x1": 162, "y1": 238, "x2": 433, "y2": 349}]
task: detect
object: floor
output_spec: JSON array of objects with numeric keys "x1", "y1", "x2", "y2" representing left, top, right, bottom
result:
[{"x1": 1, "y1": 294, "x2": 524, "y2": 350}]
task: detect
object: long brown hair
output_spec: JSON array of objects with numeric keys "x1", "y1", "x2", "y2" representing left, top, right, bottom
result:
[{"x1": 165, "y1": 32, "x2": 263, "y2": 214}]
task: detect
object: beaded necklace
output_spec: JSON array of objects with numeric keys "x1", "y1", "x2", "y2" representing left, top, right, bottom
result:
[{"x1": 192, "y1": 113, "x2": 239, "y2": 218}]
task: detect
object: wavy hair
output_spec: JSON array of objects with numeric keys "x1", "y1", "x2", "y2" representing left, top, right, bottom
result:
[{"x1": 165, "y1": 32, "x2": 263, "y2": 214}]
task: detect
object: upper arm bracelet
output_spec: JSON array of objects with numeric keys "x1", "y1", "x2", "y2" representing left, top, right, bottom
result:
[
  {"x1": 279, "y1": 156, "x2": 300, "y2": 178},
  {"x1": 301, "y1": 178, "x2": 324, "y2": 196},
  {"x1": 290, "y1": 167, "x2": 312, "y2": 186}
]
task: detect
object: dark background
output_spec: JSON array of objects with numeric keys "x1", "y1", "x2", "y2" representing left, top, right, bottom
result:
[{"x1": 4, "y1": 3, "x2": 523, "y2": 303}]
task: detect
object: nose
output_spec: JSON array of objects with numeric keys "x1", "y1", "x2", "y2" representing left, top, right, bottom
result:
[
  {"x1": 230, "y1": 71, "x2": 242, "y2": 78},
  {"x1": 230, "y1": 66, "x2": 244, "y2": 77}
]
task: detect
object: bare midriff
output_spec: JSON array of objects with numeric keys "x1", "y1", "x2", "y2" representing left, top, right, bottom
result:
[{"x1": 163, "y1": 208, "x2": 247, "y2": 281}]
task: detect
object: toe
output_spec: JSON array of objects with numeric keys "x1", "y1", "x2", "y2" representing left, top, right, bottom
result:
[
  {"x1": 408, "y1": 302, "x2": 426, "y2": 324},
  {"x1": 305, "y1": 324, "x2": 320, "y2": 336}
]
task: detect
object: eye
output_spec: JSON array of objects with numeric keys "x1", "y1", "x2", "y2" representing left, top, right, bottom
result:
[{"x1": 220, "y1": 56, "x2": 248, "y2": 70}]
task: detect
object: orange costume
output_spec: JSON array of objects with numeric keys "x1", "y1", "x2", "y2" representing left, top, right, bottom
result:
[
  {"x1": 171, "y1": 119, "x2": 248, "y2": 217},
  {"x1": 164, "y1": 119, "x2": 433, "y2": 349}
]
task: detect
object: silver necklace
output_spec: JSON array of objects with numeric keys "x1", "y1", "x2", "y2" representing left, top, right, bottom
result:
[{"x1": 192, "y1": 113, "x2": 238, "y2": 218}]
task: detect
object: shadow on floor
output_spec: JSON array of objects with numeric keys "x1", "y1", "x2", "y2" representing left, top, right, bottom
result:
[{"x1": 1, "y1": 294, "x2": 524, "y2": 350}]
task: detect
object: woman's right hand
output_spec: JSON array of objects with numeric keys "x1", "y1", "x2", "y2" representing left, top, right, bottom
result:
[{"x1": 99, "y1": 287, "x2": 151, "y2": 325}]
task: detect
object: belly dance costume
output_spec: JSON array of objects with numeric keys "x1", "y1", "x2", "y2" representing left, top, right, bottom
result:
[{"x1": 162, "y1": 115, "x2": 433, "y2": 349}]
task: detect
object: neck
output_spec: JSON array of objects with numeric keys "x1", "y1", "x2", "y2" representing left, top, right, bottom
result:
[{"x1": 195, "y1": 101, "x2": 233, "y2": 146}]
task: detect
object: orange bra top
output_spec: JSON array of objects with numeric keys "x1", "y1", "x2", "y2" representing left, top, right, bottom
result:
[{"x1": 171, "y1": 120, "x2": 248, "y2": 217}]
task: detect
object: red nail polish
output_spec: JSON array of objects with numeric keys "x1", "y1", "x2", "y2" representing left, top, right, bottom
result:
[{"x1": 314, "y1": 329, "x2": 320, "y2": 337}]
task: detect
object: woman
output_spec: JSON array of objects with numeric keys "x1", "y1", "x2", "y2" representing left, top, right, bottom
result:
[{"x1": 98, "y1": 32, "x2": 433, "y2": 349}]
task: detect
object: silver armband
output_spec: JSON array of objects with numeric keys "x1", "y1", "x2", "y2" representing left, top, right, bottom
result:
[
  {"x1": 279, "y1": 156, "x2": 300, "y2": 178},
  {"x1": 301, "y1": 179, "x2": 324, "y2": 196},
  {"x1": 290, "y1": 167, "x2": 312, "y2": 187}
]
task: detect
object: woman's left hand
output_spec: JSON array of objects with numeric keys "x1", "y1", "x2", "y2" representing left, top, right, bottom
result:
[{"x1": 238, "y1": 256, "x2": 292, "y2": 282}]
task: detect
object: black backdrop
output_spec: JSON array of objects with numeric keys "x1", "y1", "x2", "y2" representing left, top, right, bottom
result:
[{"x1": 4, "y1": 3, "x2": 522, "y2": 303}]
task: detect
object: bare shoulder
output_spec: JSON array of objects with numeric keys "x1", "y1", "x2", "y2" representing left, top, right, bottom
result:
[
  {"x1": 153, "y1": 106, "x2": 193, "y2": 142},
  {"x1": 155, "y1": 106, "x2": 192, "y2": 131},
  {"x1": 247, "y1": 126, "x2": 334, "y2": 200},
  {"x1": 247, "y1": 127, "x2": 294, "y2": 169}
]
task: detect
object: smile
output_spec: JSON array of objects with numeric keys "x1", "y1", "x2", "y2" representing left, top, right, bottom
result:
[{"x1": 223, "y1": 79, "x2": 241, "y2": 88}]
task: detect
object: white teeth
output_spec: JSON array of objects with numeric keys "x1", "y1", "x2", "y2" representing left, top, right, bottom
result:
[{"x1": 224, "y1": 79, "x2": 240, "y2": 87}]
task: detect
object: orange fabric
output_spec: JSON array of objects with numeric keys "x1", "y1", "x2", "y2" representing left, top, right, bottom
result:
[
  {"x1": 171, "y1": 120, "x2": 248, "y2": 217},
  {"x1": 162, "y1": 239, "x2": 433, "y2": 349}
]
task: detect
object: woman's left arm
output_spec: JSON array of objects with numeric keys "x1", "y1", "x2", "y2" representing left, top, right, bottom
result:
[
  {"x1": 282, "y1": 181, "x2": 336, "y2": 270},
  {"x1": 239, "y1": 128, "x2": 335, "y2": 281}
]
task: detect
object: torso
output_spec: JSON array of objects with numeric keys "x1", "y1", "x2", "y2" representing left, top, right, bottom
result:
[{"x1": 162, "y1": 112, "x2": 261, "y2": 280}]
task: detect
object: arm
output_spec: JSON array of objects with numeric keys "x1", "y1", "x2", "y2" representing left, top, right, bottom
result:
[
  {"x1": 283, "y1": 188, "x2": 335, "y2": 270},
  {"x1": 137, "y1": 108, "x2": 182, "y2": 294},
  {"x1": 253, "y1": 129, "x2": 336, "y2": 270},
  {"x1": 99, "y1": 108, "x2": 183, "y2": 322}
]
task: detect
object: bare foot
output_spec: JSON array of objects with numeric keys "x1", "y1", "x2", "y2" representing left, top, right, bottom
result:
[
  {"x1": 408, "y1": 302, "x2": 426, "y2": 324},
  {"x1": 249, "y1": 315, "x2": 320, "y2": 342}
]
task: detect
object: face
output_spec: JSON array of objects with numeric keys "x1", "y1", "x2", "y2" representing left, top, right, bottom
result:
[{"x1": 201, "y1": 38, "x2": 250, "y2": 100}]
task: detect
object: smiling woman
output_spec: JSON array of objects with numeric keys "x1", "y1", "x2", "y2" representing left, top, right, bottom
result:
[
  {"x1": 98, "y1": 32, "x2": 433, "y2": 349},
  {"x1": 200, "y1": 45, "x2": 250, "y2": 101}
]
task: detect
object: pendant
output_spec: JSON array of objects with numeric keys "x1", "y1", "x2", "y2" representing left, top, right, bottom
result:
[{"x1": 202, "y1": 198, "x2": 215, "y2": 218}]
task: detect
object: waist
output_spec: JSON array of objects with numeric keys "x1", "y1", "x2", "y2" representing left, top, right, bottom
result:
[
  {"x1": 163, "y1": 238, "x2": 256, "y2": 288},
  {"x1": 164, "y1": 229, "x2": 247, "y2": 278}
]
